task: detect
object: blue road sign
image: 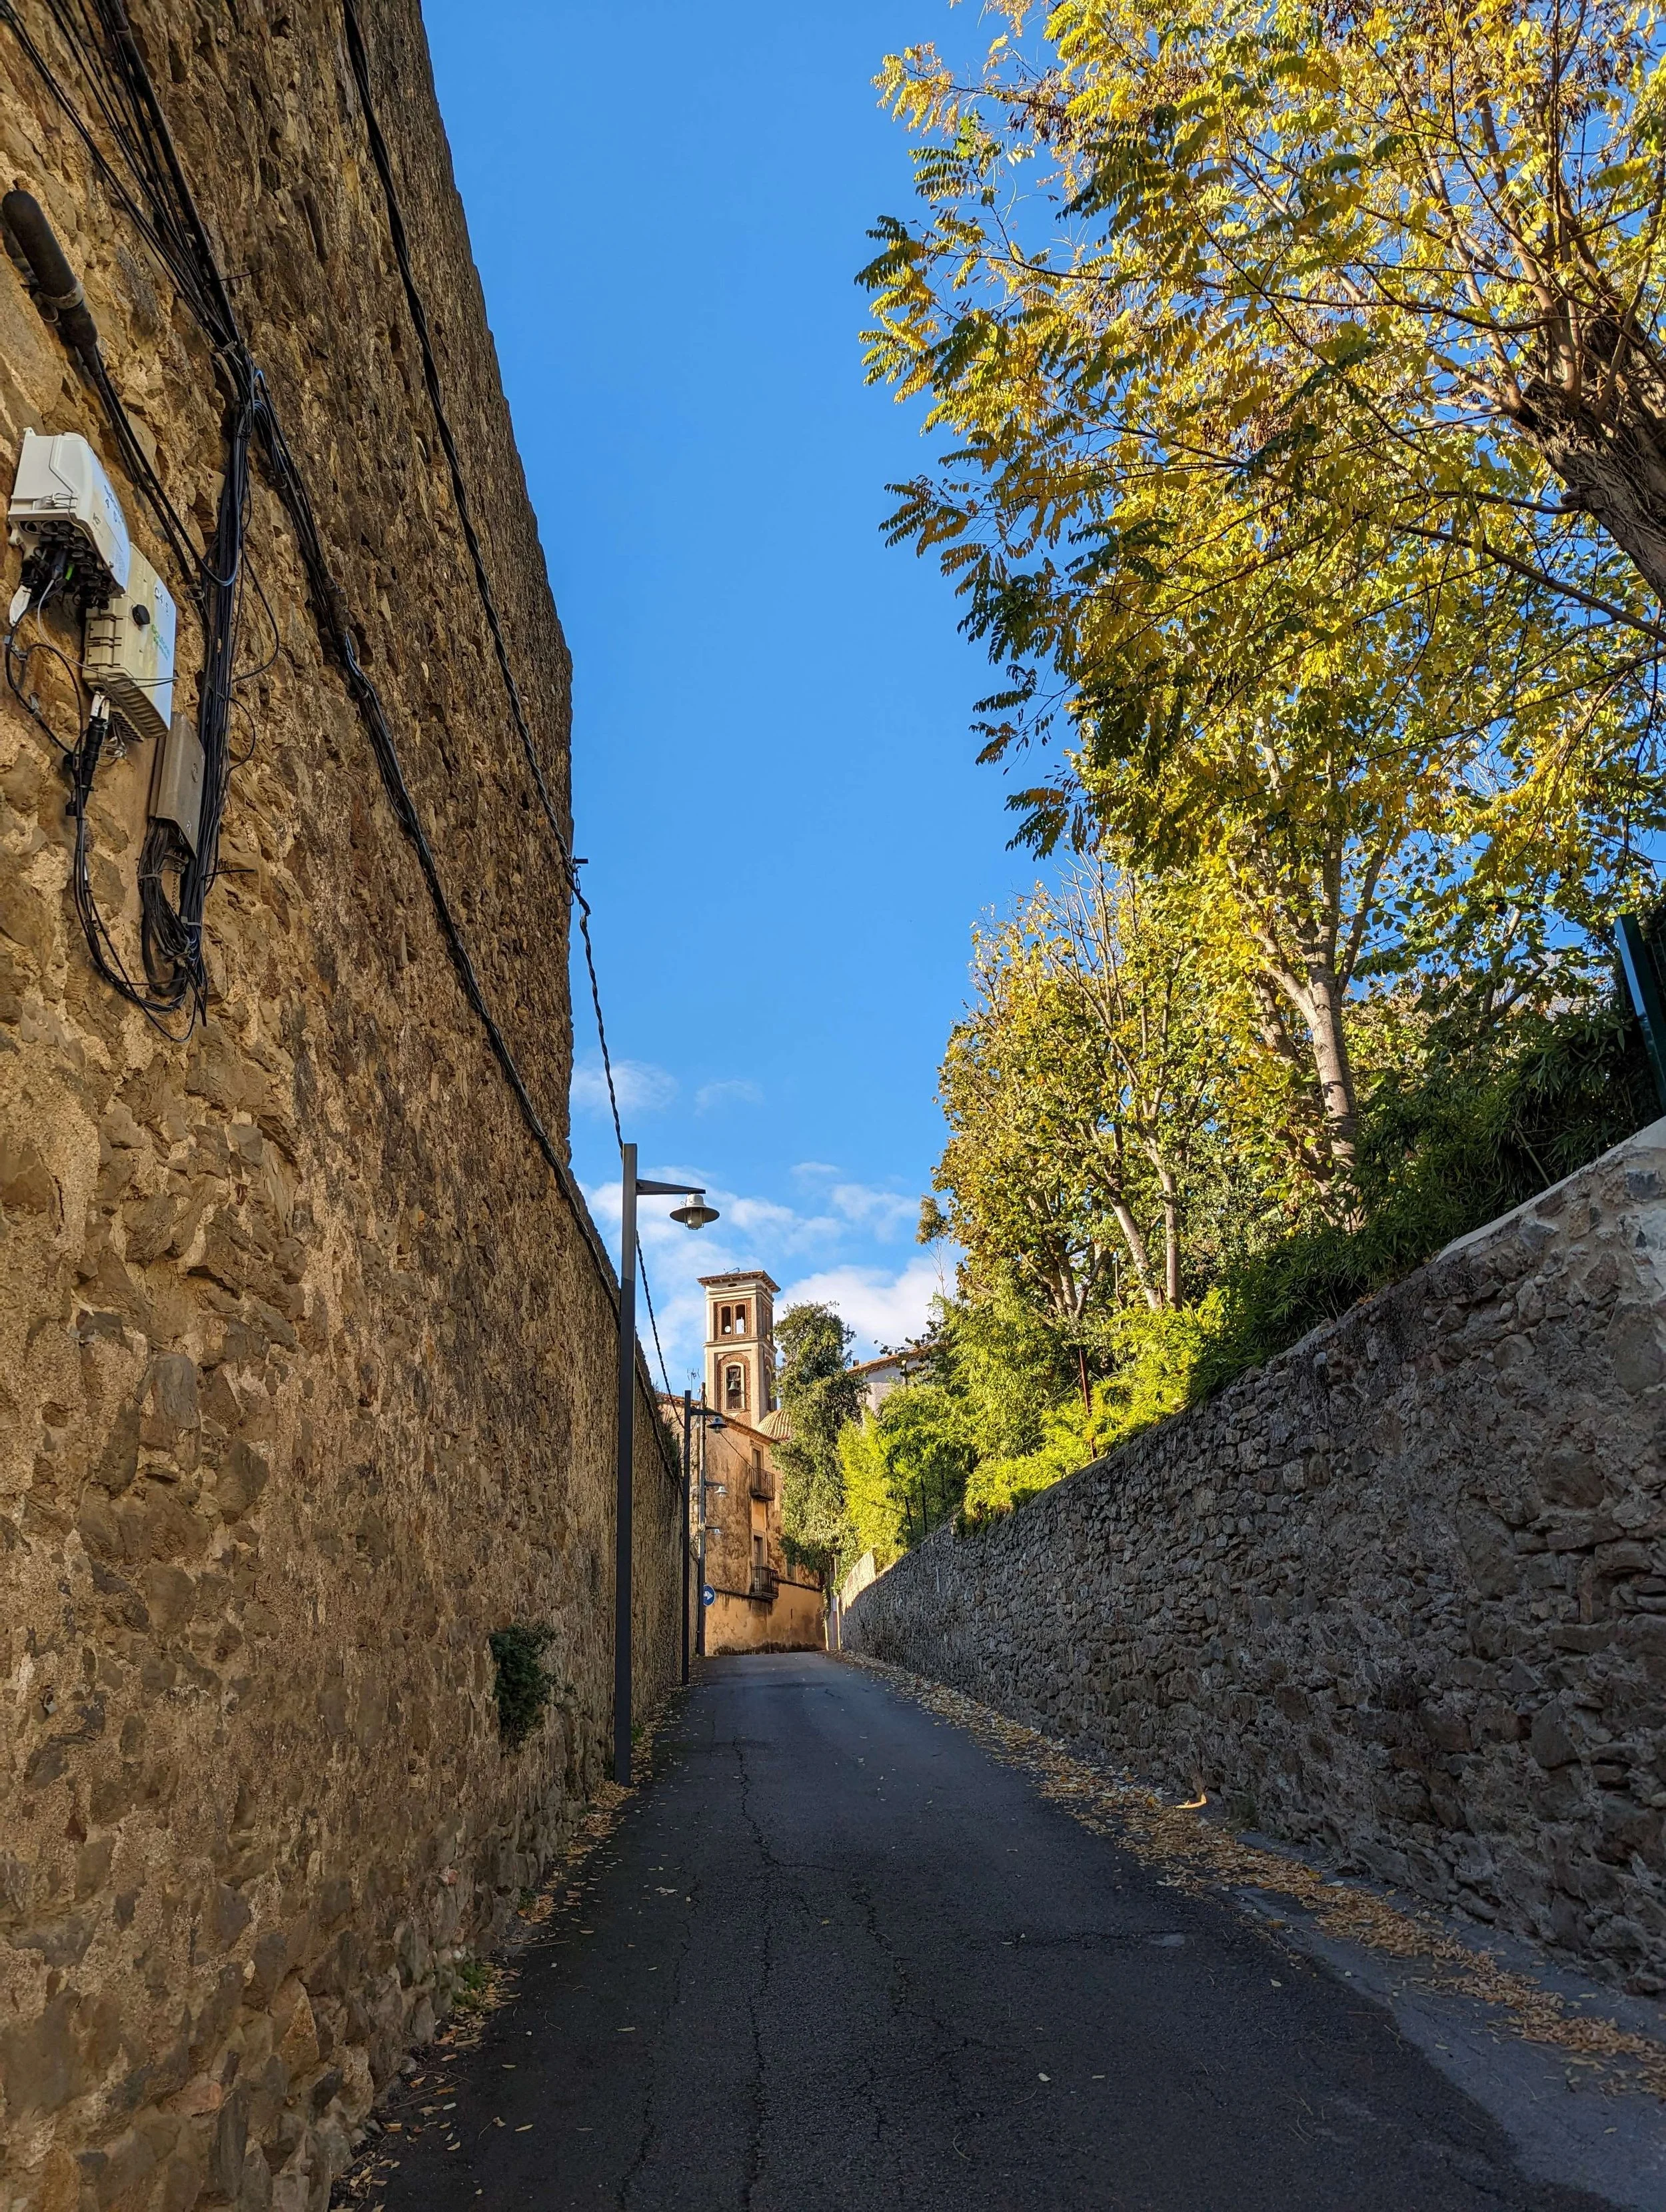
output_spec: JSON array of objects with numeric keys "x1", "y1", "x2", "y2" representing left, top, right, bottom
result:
[{"x1": 702, "y1": 1585, "x2": 716, "y2": 1606}]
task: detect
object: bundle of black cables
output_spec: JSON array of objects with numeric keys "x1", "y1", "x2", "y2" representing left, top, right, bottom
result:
[
  {"x1": 0, "y1": 0, "x2": 257, "y2": 1033},
  {"x1": 0, "y1": 0, "x2": 575, "y2": 1191}
]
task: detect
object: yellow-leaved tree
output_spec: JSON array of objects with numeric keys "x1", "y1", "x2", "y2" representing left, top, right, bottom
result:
[{"x1": 863, "y1": 2, "x2": 1666, "y2": 1161}]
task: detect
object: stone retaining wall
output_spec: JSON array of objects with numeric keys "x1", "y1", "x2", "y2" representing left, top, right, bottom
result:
[
  {"x1": 0, "y1": 7, "x2": 684, "y2": 2209},
  {"x1": 847, "y1": 1122, "x2": 1666, "y2": 1987}
]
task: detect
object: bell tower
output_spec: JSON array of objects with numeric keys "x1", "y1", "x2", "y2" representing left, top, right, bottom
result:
[{"x1": 700, "y1": 1270, "x2": 780, "y2": 1420}]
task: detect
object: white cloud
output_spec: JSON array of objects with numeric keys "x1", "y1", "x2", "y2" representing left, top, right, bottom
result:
[
  {"x1": 571, "y1": 1056, "x2": 678, "y2": 1118},
  {"x1": 579, "y1": 1175, "x2": 950, "y2": 1381},
  {"x1": 776, "y1": 1258, "x2": 948, "y2": 1358},
  {"x1": 695, "y1": 1078, "x2": 764, "y2": 1113},
  {"x1": 829, "y1": 1182, "x2": 918, "y2": 1241}
]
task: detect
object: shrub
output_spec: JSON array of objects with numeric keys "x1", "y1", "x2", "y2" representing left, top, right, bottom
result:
[
  {"x1": 1194, "y1": 999, "x2": 1657, "y2": 1394},
  {"x1": 962, "y1": 1295, "x2": 1227, "y2": 1520},
  {"x1": 488, "y1": 1624, "x2": 556, "y2": 1748}
]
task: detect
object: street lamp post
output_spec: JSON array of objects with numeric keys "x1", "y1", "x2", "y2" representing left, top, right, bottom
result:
[
  {"x1": 616, "y1": 1143, "x2": 717, "y2": 1787},
  {"x1": 680, "y1": 1392, "x2": 726, "y2": 1680},
  {"x1": 680, "y1": 1392, "x2": 693, "y2": 1687}
]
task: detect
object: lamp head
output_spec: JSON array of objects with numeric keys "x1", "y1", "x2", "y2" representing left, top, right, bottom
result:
[
  {"x1": 669, "y1": 1195, "x2": 719, "y2": 1229},
  {"x1": 708, "y1": 1414, "x2": 726, "y2": 1431}
]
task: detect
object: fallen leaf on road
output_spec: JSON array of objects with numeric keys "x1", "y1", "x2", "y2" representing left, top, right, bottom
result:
[{"x1": 843, "y1": 1654, "x2": 1666, "y2": 2101}]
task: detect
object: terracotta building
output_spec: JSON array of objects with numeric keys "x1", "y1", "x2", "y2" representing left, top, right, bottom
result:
[{"x1": 680, "y1": 1271, "x2": 823, "y2": 1652}]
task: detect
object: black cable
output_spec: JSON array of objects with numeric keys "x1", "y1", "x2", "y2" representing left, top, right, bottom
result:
[
  {"x1": 5, "y1": 553, "x2": 82, "y2": 752},
  {"x1": 340, "y1": 0, "x2": 637, "y2": 1165},
  {"x1": 207, "y1": 364, "x2": 566, "y2": 1177},
  {"x1": 7, "y1": 0, "x2": 572, "y2": 1166},
  {"x1": 345, "y1": 0, "x2": 684, "y2": 1443},
  {"x1": 1, "y1": 175, "x2": 235, "y2": 1023},
  {"x1": 638, "y1": 1242, "x2": 673, "y2": 1398},
  {"x1": 1, "y1": 1, "x2": 680, "y2": 1472},
  {"x1": 67, "y1": 697, "x2": 189, "y2": 1030},
  {"x1": 341, "y1": 9, "x2": 682, "y2": 1428},
  {"x1": 341, "y1": 0, "x2": 568, "y2": 867},
  {"x1": 83, "y1": 348, "x2": 202, "y2": 592}
]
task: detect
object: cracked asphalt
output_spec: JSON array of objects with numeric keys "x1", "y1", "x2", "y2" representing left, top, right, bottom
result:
[{"x1": 376, "y1": 1652, "x2": 1627, "y2": 2211}]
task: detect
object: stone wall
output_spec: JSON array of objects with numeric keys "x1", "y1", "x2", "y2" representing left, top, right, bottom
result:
[
  {"x1": 847, "y1": 1121, "x2": 1666, "y2": 1988},
  {"x1": 0, "y1": 6, "x2": 685, "y2": 2209}
]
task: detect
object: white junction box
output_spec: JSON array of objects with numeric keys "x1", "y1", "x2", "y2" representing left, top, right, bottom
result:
[
  {"x1": 149, "y1": 716, "x2": 205, "y2": 856},
  {"x1": 84, "y1": 542, "x2": 176, "y2": 746},
  {"x1": 7, "y1": 428, "x2": 130, "y2": 599}
]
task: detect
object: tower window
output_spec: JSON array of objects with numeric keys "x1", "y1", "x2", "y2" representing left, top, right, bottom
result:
[
  {"x1": 734, "y1": 1303, "x2": 746, "y2": 1335},
  {"x1": 725, "y1": 1362, "x2": 745, "y2": 1410}
]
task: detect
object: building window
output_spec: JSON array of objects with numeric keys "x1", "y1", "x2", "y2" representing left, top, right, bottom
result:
[
  {"x1": 718, "y1": 1304, "x2": 732, "y2": 1336},
  {"x1": 725, "y1": 1363, "x2": 745, "y2": 1410},
  {"x1": 733, "y1": 1303, "x2": 746, "y2": 1335},
  {"x1": 752, "y1": 1534, "x2": 764, "y2": 1570}
]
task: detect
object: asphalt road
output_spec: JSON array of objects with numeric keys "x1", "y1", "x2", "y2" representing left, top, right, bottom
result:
[{"x1": 376, "y1": 1652, "x2": 1621, "y2": 2212}]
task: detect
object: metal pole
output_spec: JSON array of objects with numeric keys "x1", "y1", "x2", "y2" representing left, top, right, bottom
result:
[
  {"x1": 613, "y1": 1143, "x2": 638, "y2": 1786},
  {"x1": 1619, "y1": 915, "x2": 1666, "y2": 1113},
  {"x1": 680, "y1": 1390, "x2": 692, "y2": 1685},
  {"x1": 696, "y1": 1406, "x2": 708, "y2": 1659}
]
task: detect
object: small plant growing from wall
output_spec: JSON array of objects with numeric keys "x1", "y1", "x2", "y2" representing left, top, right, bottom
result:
[{"x1": 488, "y1": 1624, "x2": 556, "y2": 1748}]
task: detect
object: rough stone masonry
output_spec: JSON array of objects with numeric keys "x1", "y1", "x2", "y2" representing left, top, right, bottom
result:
[
  {"x1": 848, "y1": 1120, "x2": 1666, "y2": 1988},
  {"x1": 0, "y1": 5, "x2": 684, "y2": 2209}
]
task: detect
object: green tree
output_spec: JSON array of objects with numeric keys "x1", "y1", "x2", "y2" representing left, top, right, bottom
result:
[
  {"x1": 773, "y1": 1303, "x2": 866, "y2": 1578},
  {"x1": 838, "y1": 1380, "x2": 973, "y2": 1564},
  {"x1": 861, "y1": 7, "x2": 1666, "y2": 1161},
  {"x1": 936, "y1": 863, "x2": 1271, "y2": 1345},
  {"x1": 916, "y1": 1286, "x2": 1080, "y2": 1466},
  {"x1": 837, "y1": 1414, "x2": 907, "y2": 1566},
  {"x1": 866, "y1": 4, "x2": 1666, "y2": 638},
  {"x1": 936, "y1": 911, "x2": 1130, "y2": 1341},
  {"x1": 1042, "y1": 858, "x2": 1282, "y2": 1265}
]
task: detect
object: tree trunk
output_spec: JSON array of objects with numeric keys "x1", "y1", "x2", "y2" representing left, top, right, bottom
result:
[
  {"x1": 1504, "y1": 326, "x2": 1666, "y2": 608},
  {"x1": 1517, "y1": 408, "x2": 1666, "y2": 607},
  {"x1": 1295, "y1": 959, "x2": 1359, "y2": 1175},
  {"x1": 1112, "y1": 1199, "x2": 1164, "y2": 1309},
  {"x1": 1156, "y1": 1163, "x2": 1181, "y2": 1307},
  {"x1": 1259, "y1": 938, "x2": 1359, "y2": 1180}
]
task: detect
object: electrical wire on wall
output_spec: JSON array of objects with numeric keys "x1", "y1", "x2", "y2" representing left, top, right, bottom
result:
[
  {"x1": 0, "y1": 0, "x2": 683, "y2": 1434},
  {"x1": 0, "y1": 0, "x2": 271, "y2": 1031},
  {"x1": 342, "y1": 0, "x2": 677, "y2": 1397}
]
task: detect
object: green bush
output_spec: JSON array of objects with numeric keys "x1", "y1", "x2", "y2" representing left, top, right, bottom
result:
[
  {"x1": 963, "y1": 1295, "x2": 1228, "y2": 1520},
  {"x1": 956, "y1": 989, "x2": 1659, "y2": 1524},
  {"x1": 488, "y1": 1624, "x2": 556, "y2": 1748},
  {"x1": 1194, "y1": 998, "x2": 1657, "y2": 1394}
]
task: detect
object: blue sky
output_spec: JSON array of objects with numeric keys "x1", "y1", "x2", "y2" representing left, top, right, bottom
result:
[{"x1": 423, "y1": 0, "x2": 1037, "y2": 1388}]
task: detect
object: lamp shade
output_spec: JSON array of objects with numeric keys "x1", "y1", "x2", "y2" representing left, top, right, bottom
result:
[{"x1": 669, "y1": 1196, "x2": 719, "y2": 1229}]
